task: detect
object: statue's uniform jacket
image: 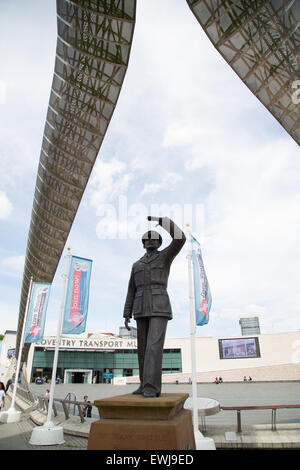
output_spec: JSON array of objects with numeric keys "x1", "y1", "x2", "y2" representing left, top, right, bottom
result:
[{"x1": 123, "y1": 237, "x2": 185, "y2": 320}]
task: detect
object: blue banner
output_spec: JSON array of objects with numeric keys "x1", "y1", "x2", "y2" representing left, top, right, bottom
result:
[
  {"x1": 191, "y1": 235, "x2": 212, "y2": 326},
  {"x1": 24, "y1": 282, "x2": 51, "y2": 343},
  {"x1": 62, "y1": 255, "x2": 92, "y2": 334}
]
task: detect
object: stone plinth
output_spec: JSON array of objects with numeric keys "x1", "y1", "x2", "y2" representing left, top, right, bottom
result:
[{"x1": 87, "y1": 393, "x2": 195, "y2": 450}]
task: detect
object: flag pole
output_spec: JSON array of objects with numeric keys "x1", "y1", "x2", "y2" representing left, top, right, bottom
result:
[
  {"x1": 45, "y1": 247, "x2": 71, "y2": 427},
  {"x1": 0, "y1": 277, "x2": 34, "y2": 423},
  {"x1": 186, "y1": 225, "x2": 202, "y2": 441},
  {"x1": 186, "y1": 226, "x2": 216, "y2": 450},
  {"x1": 29, "y1": 247, "x2": 71, "y2": 446}
]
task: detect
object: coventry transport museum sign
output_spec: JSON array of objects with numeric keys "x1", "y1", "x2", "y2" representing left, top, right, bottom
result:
[{"x1": 36, "y1": 336, "x2": 137, "y2": 350}]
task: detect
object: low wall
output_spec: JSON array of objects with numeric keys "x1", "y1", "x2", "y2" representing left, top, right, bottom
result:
[{"x1": 126, "y1": 363, "x2": 300, "y2": 384}]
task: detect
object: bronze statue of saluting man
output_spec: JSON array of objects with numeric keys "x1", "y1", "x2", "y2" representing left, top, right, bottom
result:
[{"x1": 123, "y1": 216, "x2": 186, "y2": 398}]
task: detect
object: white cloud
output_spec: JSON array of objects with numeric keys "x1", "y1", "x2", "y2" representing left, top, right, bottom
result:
[
  {"x1": 0, "y1": 3, "x2": 56, "y2": 190},
  {"x1": 95, "y1": 212, "x2": 148, "y2": 241},
  {"x1": 88, "y1": 158, "x2": 134, "y2": 211},
  {"x1": 0, "y1": 301, "x2": 19, "y2": 332},
  {"x1": 141, "y1": 172, "x2": 182, "y2": 195},
  {"x1": 1, "y1": 255, "x2": 25, "y2": 274},
  {"x1": 0, "y1": 191, "x2": 13, "y2": 219},
  {"x1": 141, "y1": 182, "x2": 161, "y2": 195},
  {"x1": 218, "y1": 305, "x2": 268, "y2": 323},
  {"x1": 163, "y1": 123, "x2": 224, "y2": 151},
  {"x1": 161, "y1": 92, "x2": 300, "y2": 333},
  {"x1": 204, "y1": 139, "x2": 300, "y2": 332}
]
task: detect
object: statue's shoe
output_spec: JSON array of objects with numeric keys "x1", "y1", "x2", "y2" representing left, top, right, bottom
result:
[
  {"x1": 143, "y1": 391, "x2": 160, "y2": 398},
  {"x1": 132, "y1": 386, "x2": 143, "y2": 395}
]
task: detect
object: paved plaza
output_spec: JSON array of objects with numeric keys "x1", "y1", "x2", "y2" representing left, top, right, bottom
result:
[
  {"x1": 1, "y1": 381, "x2": 300, "y2": 450},
  {"x1": 29, "y1": 380, "x2": 300, "y2": 426}
]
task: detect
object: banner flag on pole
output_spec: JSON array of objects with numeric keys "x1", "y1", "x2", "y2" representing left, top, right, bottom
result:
[
  {"x1": 62, "y1": 255, "x2": 92, "y2": 334},
  {"x1": 191, "y1": 235, "x2": 212, "y2": 326},
  {"x1": 24, "y1": 282, "x2": 51, "y2": 343}
]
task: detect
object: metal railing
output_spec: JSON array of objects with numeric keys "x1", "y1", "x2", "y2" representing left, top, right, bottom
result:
[
  {"x1": 10, "y1": 384, "x2": 35, "y2": 406},
  {"x1": 64, "y1": 392, "x2": 77, "y2": 416},
  {"x1": 36, "y1": 395, "x2": 97, "y2": 423},
  {"x1": 221, "y1": 404, "x2": 300, "y2": 432},
  {"x1": 10, "y1": 385, "x2": 97, "y2": 424}
]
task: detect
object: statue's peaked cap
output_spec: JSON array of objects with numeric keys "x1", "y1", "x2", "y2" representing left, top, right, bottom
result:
[{"x1": 141, "y1": 230, "x2": 162, "y2": 246}]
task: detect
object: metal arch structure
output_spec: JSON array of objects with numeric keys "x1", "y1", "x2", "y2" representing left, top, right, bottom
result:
[
  {"x1": 16, "y1": 0, "x2": 136, "y2": 361},
  {"x1": 187, "y1": 0, "x2": 300, "y2": 146}
]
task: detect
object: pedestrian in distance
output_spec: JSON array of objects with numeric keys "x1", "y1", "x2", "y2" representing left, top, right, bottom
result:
[
  {"x1": 5, "y1": 378, "x2": 12, "y2": 393},
  {"x1": 43, "y1": 389, "x2": 50, "y2": 410},
  {"x1": 82, "y1": 395, "x2": 92, "y2": 417},
  {"x1": 0, "y1": 382, "x2": 6, "y2": 411},
  {"x1": 85, "y1": 400, "x2": 92, "y2": 418}
]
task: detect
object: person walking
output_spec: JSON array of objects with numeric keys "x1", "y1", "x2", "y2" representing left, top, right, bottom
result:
[
  {"x1": 82, "y1": 395, "x2": 92, "y2": 417},
  {"x1": 5, "y1": 378, "x2": 12, "y2": 393},
  {"x1": 0, "y1": 382, "x2": 6, "y2": 411}
]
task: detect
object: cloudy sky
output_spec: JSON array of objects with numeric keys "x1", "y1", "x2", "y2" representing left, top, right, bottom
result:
[{"x1": 0, "y1": 0, "x2": 299, "y2": 342}]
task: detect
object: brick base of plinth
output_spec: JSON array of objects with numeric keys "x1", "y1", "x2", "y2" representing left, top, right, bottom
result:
[{"x1": 87, "y1": 393, "x2": 195, "y2": 450}]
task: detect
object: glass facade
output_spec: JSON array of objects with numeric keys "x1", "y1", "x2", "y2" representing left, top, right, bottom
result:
[{"x1": 31, "y1": 347, "x2": 182, "y2": 383}]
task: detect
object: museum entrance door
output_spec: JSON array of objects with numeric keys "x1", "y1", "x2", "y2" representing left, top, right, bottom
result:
[
  {"x1": 73, "y1": 372, "x2": 85, "y2": 383},
  {"x1": 64, "y1": 369, "x2": 92, "y2": 384}
]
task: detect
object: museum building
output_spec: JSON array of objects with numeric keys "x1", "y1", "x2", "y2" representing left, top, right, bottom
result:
[
  {"x1": 1, "y1": 330, "x2": 300, "y2": 384},
  {"x1": 27, "y1": 332, "x2": 182, "y2": 384}
]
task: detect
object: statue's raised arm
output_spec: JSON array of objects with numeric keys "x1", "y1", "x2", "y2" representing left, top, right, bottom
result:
[{"x1": 148, "y1": 216, "x2": 186, "y2": 260}]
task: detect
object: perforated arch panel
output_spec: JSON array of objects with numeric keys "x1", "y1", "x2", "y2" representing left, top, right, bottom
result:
[
  {"x1": 187, "y1": 0, "x2": 300, "y2": 145},
  {"x1": 16, "y1": 0, "x2": 136, "y2": 361}
]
